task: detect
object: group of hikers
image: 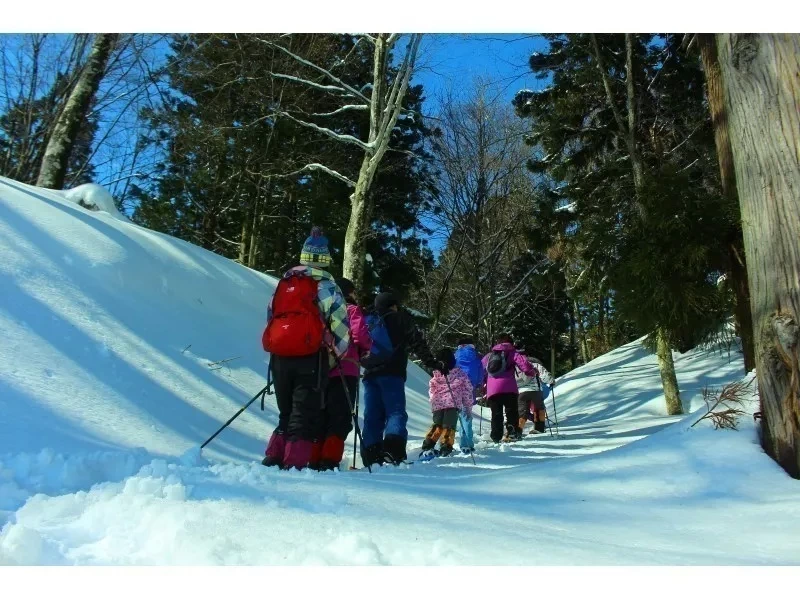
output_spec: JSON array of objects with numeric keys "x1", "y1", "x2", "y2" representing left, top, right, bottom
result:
[{"x1": 260, "y1": 227, "x2": 554, "y2": 472}]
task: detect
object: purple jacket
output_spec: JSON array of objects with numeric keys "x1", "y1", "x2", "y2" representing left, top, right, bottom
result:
[
  {"x1": 330, "y1": 303, "x2": 372, "y2": 378},
  {"x1": 481, "y1": 343, "x2": 537, "y2": 398}
]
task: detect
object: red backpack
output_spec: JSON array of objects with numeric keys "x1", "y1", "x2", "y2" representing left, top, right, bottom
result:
[{"x1": 262, "y1": 272, "x2": 325, "y2": 357}]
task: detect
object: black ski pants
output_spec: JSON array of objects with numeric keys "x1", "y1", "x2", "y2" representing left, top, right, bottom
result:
[
  {"x1": 489, "y1": 392, "x2": 518, "y2": 442},
  {"x1": 321, "y1": 374, "x2": 358, "y2": 440},
  {"x1": 271, "y1": 350, "x2": 329, "y2": 441}
]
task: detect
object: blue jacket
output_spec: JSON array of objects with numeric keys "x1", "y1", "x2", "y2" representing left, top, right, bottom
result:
[{"x1": 454, "y1": 344, "x2": 484, "y2": 389}]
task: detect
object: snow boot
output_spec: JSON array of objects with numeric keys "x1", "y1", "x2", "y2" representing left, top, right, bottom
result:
[
  {"x1": 308, "y1": 439, "x2": 322, "y2": 471},
  {"x1": 421, "y1": 425, "x2": 443, "y2": 452},
  {"x1": 439, "y1": 428, "x2": 456, "y2": 457},
  {"x1": 535, "y1": 420, "x2": 546, "y2": 434},
  {"x1": 502, "y1": 424, "x2": 520, "y2": 442},
  {"x1": 361, "y1": 442, "x2": 384, "y2": 468},
  {"x1": 383, "y1": 434, "x2": 408, "y2": 465},
  {"x1": 283, "y1": 438, "x2": 314, "y2": 470},
  {"x1": 262, "y1": 430, "x2": 287, "y2": 467},
  {"x1": 320, "y1": 435, "x2": 345, "y2": 467}
]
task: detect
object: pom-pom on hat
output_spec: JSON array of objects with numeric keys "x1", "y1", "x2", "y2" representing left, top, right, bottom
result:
[{"x1": 300, "y1": 226, "x2": 332, "y2": 269}]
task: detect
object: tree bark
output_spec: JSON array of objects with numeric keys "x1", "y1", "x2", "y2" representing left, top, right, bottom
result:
[
  {"x1": 575, "y1": 300, "x2": 589, "y2": 364},
  {"x1": 598, "y1": 294, "x2": 606, "y2": 354},
  {"x1": 343, "y1": 173, "x2": 372, "y2": 290},
  {"x1": 342, "y1": 34, "x2": 421, "y2": 290},
  {"x1": 717, "y1": 33, "x2": 800, "y2": 478},
  {"x1": 36, "y1": 33, "x2": 117, "y2": 189},
  {"x1": 656, "y1": 327, "x2": 684, "y2": 415},
  {"x1": 697, "y1": 33, "x2": 756, "y2": 372},
  {"x1": 570, "y1": 299, "x2": 578, "y2": 370}
]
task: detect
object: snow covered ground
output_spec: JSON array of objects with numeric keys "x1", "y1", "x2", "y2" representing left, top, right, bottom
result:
[{"x1": 1, "y1": 176, "x2": 798, "y2": 565}]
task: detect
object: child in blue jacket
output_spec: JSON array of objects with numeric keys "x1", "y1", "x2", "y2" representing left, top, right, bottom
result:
[{"x1": 454, "y1": 338, "x2": 483, "y2": 453}]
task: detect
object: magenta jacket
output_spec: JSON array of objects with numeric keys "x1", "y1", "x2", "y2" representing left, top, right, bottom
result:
[
  {"x1": 330, "y1": 303, "x2": 372, "y2": 378},
  {"x1": 481, "y1": 342, "x2": 537, "y2": 398},
  {"x1": 428, "y1": 367, "x2": 474, "y2": 412}
]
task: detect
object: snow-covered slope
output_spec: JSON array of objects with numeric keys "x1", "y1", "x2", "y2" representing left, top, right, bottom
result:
[
  {"x1": 1, "y1": 176, "x2": 798, "y2": 565},
  {"x1": 0, "y1": 176, "x2": 432, "y2": 463}
]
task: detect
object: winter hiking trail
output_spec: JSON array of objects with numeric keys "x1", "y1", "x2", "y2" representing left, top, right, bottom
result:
[{"x1": 1, "y1": 176, "x2": 799, "y2": 565}]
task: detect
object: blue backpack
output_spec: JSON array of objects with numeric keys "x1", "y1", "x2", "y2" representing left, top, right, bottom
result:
[
  {"x1": 362, "y1": 313, "x2": 396, "y2": 368},
  {"x1": 455, "y1": 345, "x2": 483, "y2": 388},
  {"x1": 541, "y1": 379, "x2": 551, "y2": 400}
]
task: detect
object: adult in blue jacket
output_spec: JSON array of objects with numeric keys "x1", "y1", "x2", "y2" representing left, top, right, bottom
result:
[{"x1": 360, "y1": 292, "x2": 438, "y2": 467}]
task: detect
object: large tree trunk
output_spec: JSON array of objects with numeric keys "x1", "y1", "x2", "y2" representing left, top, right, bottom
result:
[
  {"x1": 697, "y1": 33, "x2": 756, "y2": 373},
  {"x1": 342, "y1": 34, "x2": 421, "y2": 290},
  {"x1": 717, "y1": 33, "x2": 800, "y2": 479},
  {"x1": 342, "y1": 170, "x2": 372, "y2": 291},
  {"x1": 656, "y1": 327, "x2": 683, "y2": 415},
  {"x1": 36, "y1": 33, "x2": 117, "y2": 190}
]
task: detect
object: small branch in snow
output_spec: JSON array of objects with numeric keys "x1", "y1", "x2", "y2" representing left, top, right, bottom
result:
[
  {"x1": 208, "y1": 356, "x2": 241, "y2": 371},
  {"x1": 690, "y1": 378, "x2": 754, "y2": 430}
]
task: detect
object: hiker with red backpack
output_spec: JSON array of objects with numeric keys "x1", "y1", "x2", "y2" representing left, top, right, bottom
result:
[
  {"x1": 481, "y1": 333, "x2": 538, "y2": 443},
  {"x1": 261, "y1": 227, "x2": 350, "y2": 471},
  {"x1": 314, "y1": 277, "x2": 372, "y2": 471},
  {"x1": 360, "y1": 291, "x2": 438, "y2": 467}
]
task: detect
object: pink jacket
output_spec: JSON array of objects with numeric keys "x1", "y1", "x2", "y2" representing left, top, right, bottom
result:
[
  {"x1": 481, "y1": 342, "x2": 537, "y2": 398},
  {"x1": 330, "y1": 303, "x2": 372, "y2": 378},
  {"x1": 428, "y1": 367, "x2": 474, "y2": 412}
]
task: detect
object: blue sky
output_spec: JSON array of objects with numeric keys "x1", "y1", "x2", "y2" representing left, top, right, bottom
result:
[
  {"x1": 414, "y1": 34, "x2": 549, "y2": 109},
  {"x1": 409, "y1": 34, "x2": 550, "y2": 255}
]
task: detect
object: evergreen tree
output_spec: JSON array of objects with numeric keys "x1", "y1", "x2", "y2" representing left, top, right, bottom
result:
[
  {"x1": 131, "y1": 34, "x2": 434, "y2": 295},
  {"x1": 515, "y1": 34, "x2": 738, "y2": 412}
]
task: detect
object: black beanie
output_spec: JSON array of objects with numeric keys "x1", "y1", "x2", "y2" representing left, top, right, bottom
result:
[{"x1": 375, "y1": 291, "x2": 399, "y2": 313}]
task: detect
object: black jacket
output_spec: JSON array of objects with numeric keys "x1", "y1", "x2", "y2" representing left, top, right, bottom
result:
[{"x1": 362, "y1": 308, "x2": 436, "y2": 380}]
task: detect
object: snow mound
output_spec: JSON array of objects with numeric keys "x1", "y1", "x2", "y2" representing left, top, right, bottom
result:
[{"x1": 61, "y1": 183, "x2": 128, "y2": 221}]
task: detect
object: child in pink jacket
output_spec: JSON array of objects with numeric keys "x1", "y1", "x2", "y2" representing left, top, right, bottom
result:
[
  {"x1": 419, "y1": 348, "x2": 474, "y2": 458},
  {"x1": 314, "y1": 278, "x2": 372, "y2": 471}
]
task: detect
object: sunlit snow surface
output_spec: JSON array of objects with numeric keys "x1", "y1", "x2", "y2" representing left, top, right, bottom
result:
[{"x1": 1, "y1": 176, "x2": 798, "y2": 565}]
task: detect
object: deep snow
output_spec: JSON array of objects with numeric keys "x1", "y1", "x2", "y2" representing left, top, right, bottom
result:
[{"x1": 0, "y1": 176, "x2": 798, "y2": 565}]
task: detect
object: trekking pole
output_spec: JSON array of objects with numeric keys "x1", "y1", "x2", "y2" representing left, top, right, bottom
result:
[
  {"x1": 445, "y1": 376, "x2": 476, "y2": 466},
  {"x1": 351, "y1": 379, "x2": 360, "y2": 470},
  {"x1": 550, "y1": 384, "x2": 560, "y2": 436},
  {"x1": 330, "y1": 351, "x2": 372, "y2": 474},
  {"x1": 201, "y1": 383, "x2": 271, "y2": 450}
]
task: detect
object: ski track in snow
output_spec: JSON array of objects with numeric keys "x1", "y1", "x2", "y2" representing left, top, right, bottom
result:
[{"x1": 1, "y1": 176, "x2": 799, "y2": 565}]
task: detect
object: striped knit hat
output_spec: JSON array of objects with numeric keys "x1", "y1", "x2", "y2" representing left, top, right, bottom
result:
[{"x1": 299, "y1": 226, "x2": 332, "y2": 269}]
